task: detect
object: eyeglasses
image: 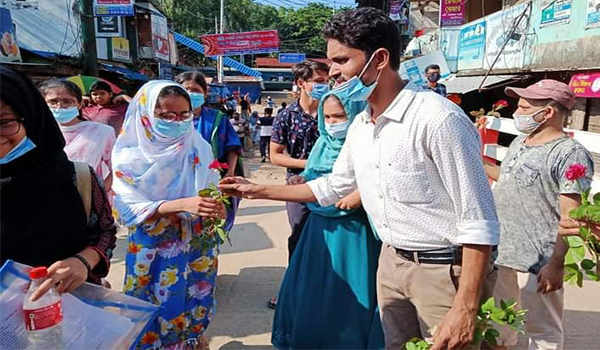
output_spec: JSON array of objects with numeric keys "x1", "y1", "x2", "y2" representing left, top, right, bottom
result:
[
  {"x1": 154, "y1": 111, "x2": 195, "y2": 122},
  {"x1": 0, "y1": 117, "x2": 25, "y2": 136},
  {"x1": 46, "y1": 98, "x2": 78, "y2": 109}
]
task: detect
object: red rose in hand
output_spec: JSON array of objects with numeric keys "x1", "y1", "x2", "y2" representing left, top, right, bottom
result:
[
  {"x1": 565, "y1": 163, "x2": 587, "y2": 181},
  {"x1": 209, "y1": 160, "x2": 230, "y2": 171}
]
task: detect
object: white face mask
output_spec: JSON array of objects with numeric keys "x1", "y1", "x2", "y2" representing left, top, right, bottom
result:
[
  {"x1": 324, "y1": 120, "x2": 350, "y2": 139},
  {"x1": 513, "y1": 108, "x2": 548, "y2": 134}
]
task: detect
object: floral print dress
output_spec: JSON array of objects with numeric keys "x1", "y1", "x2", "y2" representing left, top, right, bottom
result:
[{"x1": 124, "y1": 214, "x2": 219, "y2": 349}]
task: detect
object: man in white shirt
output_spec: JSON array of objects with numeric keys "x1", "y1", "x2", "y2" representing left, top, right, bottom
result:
[{"x1": 220, "y1": 8, "x2": 499, "y2": 350}]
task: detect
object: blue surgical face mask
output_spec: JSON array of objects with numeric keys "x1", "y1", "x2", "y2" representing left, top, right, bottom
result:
[
  {"x1": 51, "y1": 107, "x2": 79, "y2": 124},
  {"x1": 0, "y1": 136, "x2": 36, "y2": 164},
  {"x1": 189, "y1": 92, "x2": 205, "y2": 110},
  {"x1": 153, "y1": 117, "x2": 192, "y2": 138},
  {"x1": 308, "y1": 83, "x2": 330, "y2": 101},
  {"x1": 332, "y1": 52, "x2": 382, "y2": 102},
  {"x1": 324, "y1": 120, "x2": 350, "y2": 139}
]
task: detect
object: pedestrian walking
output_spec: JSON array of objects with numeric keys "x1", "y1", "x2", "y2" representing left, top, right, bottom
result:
[
  {"x1": 82, "y1": 81, "x2": 131, "y2": 135},
  {"x1": 230, "y1": 112, "x2": 249, "y2": 149},
  {"x1": 241, "y1": 93, "x2": 252, "y2": 120},
  {"x1": 220, "y1": 8, "x2": 499, "y2": 350},
  {"x1": 267, "y1": 60, "x2": 328, "y2": 308},
  {"x1": 484, "y1": 80, "x2": 594, "y2": 350},
  {"x1": 257, "y1": 108, "x2": 274, "y2": 163},
  {"x1": 266, "y1": 95, "x2": 276, "y2": 109},
  {"x1": 176, "y1": 71, "x2": 242, "y2": 178},
  {"x1": 271, "y1": 90, "x2": 383, "y2": 349},
  {"x1": 421, "y1": 64, "x2": 447, "y2": 97},
  {"x1": 112, "y1": 80, "x2": 228, "y2": 350},
  {"x1": 0, "y1": 66, "x2": 117, "y2": 302},
  {"x1": 277, "y1": 101, "x2": 287, "y2": 115},
  {"x1": 249, "y1": 111, "x2": 260, "y2": 145},
  {"x1": 39, "y1": 79, "x2": 115, "y2": 190}
]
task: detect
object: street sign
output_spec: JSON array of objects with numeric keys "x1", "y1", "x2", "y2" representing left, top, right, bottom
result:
[
  {"x1": 201, "y1": 30, "x2": 279, "y2": 56},
  {"x1": 93, "y1": 0, "x2": 134, "y2": 17},
  {"x1": 278, "y1": 53, "x2": 306, "y2": 64}
]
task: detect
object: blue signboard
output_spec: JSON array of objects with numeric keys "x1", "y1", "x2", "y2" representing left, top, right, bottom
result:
[
  {"x1": 457, "y1": 19, "x2": 486, "y2": 70},
  {"x1": 278, "y1": 53, "x2": 306, "y2": 64},
  {"x1": 94, "y1": 0, "x2": 134, "y2": 17}
]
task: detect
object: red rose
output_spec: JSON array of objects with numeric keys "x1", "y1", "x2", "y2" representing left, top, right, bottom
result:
[
  {"x1": 565, "y1": 163, "x2": 587, "y2": 181},
  {"x1": 208, "y1": 160, "x2": 230, "y2": 171}
]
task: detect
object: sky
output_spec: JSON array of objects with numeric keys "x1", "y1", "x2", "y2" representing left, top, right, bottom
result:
[{"x1": 254, "y1": 0, "x2": 357, "y2": 10}]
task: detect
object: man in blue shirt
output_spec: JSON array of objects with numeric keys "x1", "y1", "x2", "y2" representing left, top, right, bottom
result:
[{"x1": 422, "y1": 64, "x2": 447, "y2": 97}]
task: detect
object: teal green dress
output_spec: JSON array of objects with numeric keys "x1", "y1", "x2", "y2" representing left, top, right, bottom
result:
[{"x1": 271, "y1": 92, "x2": 384, "y2": 349}]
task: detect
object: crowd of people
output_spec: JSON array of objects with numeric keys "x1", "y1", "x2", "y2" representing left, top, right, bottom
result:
[{"x1": 0, "y1": 6, "x2": 597, "y2": 350}]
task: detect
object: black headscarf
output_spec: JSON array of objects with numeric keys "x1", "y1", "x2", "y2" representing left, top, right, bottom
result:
[{"x1": 0, "y1": 66, "x2": 88, "y2": 267}]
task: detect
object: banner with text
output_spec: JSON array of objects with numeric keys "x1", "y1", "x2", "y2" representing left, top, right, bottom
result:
[
  {"x1": 151, "y1": 14, "x2": 170, "y2": 61},
  {"x1": 440, "y1": 28, "x2": 461, "y2": 72},
  {"x1": 569, "y1": 73, "x2": 600, "y2": 98},
  {"x1": 586, "y1": 0, "x2": 600, "y2": 29},
  {"x1": 201, "y1": 30, "x2": 280, "y2": 56},
  {"x1": 540, "y1": 0, "x2": 572, "y2": 27},
  {"x1": 484, "y1": 2, "x2": 530, "y2": 71},
  {"x1": 440, "y1": 0, "x2": 465, "y2": 26},
  {"x1": 93, "y1": 0, "x2": 133, "y2": 16},
  {"x1": 458, "y1": 19, "x2": 486, "y2": 70},
  {"x1": 0, "y1": 8, "x2": 21, "y2": 63}
]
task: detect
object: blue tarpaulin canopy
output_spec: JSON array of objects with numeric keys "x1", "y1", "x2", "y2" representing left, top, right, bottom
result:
[
  {"x1": 174, "y1": 32, "x2": 262, "y2": 78},
  {"x1": 101, "y1": 63, "x2": 149, "y2": 81}
]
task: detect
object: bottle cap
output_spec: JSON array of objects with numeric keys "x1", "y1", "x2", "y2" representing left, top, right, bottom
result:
[{"x1": 29, "y1": 267, "x2": 48, "y2": 279}]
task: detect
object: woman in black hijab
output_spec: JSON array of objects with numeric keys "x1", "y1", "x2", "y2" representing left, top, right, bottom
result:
[{"x1": 0, "y1": 66, "x2": 117, "y2": 301}]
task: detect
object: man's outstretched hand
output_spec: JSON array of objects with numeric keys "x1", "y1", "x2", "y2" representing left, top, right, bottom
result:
[{"x1": 219, "y1": 177, "x2": 264, "y2": 199}]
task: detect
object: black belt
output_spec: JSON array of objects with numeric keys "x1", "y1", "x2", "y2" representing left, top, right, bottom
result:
[{"x1": 395, "y1": 246, "x2": 497, "y2": 265}]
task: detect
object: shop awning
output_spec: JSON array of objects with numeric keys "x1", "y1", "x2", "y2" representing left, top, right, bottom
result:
[
  {"x1": 100, "y1": 64, "x2": 149, "y2": 81},
  {"x1": 443, "y1": 75, "x2": 521, "y2": 94},
  {"x1": 174, "y1": 32, "x2": 262, "y2": 78}
]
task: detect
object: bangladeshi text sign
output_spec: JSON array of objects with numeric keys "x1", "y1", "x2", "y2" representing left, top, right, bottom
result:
[
  {"x1": 94, "y1": 0, "x2": 133, "y2": 16},
  {"x1": 586, "y1": 0, "x2": 600, "y2": 29},
  {"x1": 540, "y1": 0, "x2": 572, "y2": 28},
  {"x1": 570, "y1": 73, "x2": 600, "y2": 98},
  {"x1": 458, "y1": 19, "x2": 486, "y2": 70},
  {"x1": 440, "y1": 0, "x2": 465, "y2": 27},
  {"x1": 201, "y1": 30, "x2": 280, "y2": 56}
]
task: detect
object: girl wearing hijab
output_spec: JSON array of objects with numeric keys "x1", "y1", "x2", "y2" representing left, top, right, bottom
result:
[
  {"x1": 0, "y1": 66, "x2": 117, "y2": 301},
  {"x1": 38, "y1": 79, "x2": 116, "y2": 190},
  {"x1": 112, "y1": 81, "x2": 227, "y2": 350},
  {"x1": 175, "y1": 71, "x2": 242, "y2": 178},
  {"x1": 220, "y1": 91, "x2": 383, "y2": 348}
]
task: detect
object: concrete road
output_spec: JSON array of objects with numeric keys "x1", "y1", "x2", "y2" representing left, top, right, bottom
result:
[{"x1": 106, "y1": 148, "x2": 600, "y2": 350}]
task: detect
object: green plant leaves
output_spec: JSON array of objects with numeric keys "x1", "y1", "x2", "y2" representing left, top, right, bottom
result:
[
  {"x1": 198, "y1": 188, "x2": 212, "y2": 197},
  {"x1": 564, "y1": 245, "x2": 586, "y2": 265}
]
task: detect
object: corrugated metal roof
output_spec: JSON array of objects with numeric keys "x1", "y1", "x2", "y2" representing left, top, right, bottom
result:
[
  {"x1": 11, "y1": 1, "x2": 82, "y2": 57},
  {"x1": 443, "y1": 74, "x2": 518, "y2": 94}
]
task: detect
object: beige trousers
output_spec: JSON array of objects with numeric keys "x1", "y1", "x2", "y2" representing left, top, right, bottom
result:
[
  {"x1": 493, "y1": 265, "x2": 564, "y2": 350},
  {"x1": 377, "y1": 244, "x2": 497, "y2": 349}
]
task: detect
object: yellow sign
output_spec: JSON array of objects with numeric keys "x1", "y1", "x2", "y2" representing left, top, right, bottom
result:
[{"x1": 111, "y1": 37, "x2": 130, "y2": 62}]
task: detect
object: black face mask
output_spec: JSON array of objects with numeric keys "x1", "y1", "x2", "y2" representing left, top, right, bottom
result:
[{"x1": 427, "y1": 73, "x2": 441, "y2": 82}]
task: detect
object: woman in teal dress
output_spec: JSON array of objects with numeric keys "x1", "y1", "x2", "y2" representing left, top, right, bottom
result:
[{"x1": 271, "y1": 91, "x2": 384, "y2": 349}]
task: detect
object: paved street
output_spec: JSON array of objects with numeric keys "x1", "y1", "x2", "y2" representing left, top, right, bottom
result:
[{"x1": 107, "y1": 148, "x2": 600, "y2": 350}]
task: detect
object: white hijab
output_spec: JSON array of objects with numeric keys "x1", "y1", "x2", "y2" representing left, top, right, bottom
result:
[
  {"x1": 112, "y1": 80, "x2": 218, "y2": 227},
  {"x1": 60, "y1": 121, "x2": 115, "y2": 180}
]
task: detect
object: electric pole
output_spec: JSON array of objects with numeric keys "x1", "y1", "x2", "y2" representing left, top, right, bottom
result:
[
  {"x1": 217, "y1": 0, "x2": 225, "y2": 83},
  {"x1": 81, "y1": 0, "x2": 98, "y2": 76}
]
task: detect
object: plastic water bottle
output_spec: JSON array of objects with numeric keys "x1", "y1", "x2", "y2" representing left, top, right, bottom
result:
[{"x1": 23, "y1": 267, "x2": 64, "y2": 349}]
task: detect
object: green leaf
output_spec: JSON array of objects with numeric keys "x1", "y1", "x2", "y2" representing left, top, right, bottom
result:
[
  {"x1": 405, "y1": 342, "x2": 417, "y2": 350},
  {"x1": 593, "y1": 192, "x2": 600, "y2": 206},
  {"x1": 565, "y1": 235, "x2": 585, "y2": 248},
  {"x1": 481, "y1": 297, "x2": 496, "y2": 314},
  {"x1": 564, "y1": 263, "x2": 579, "y2": 275},
  {"x1": 490, "y1": 310, "x2": 507, "y2": 324},
  {"x1": 564, "y1": 246, "x2": 585, "y2": 264},
  {"x1": 588, "y1": 205, "x2": 600, "y2": 223},
  {"x1": 581, "y1": 259, "x2": 596, "y2": 270},
  {"x1": 570, "y1": 205, "x2": 588, "y2": 220},
  {"x1": 564, "y1": 272, "x2": 578, "y2": 285},
  {"x1": 577, "y1": 271, "x2": 584, "y2": 287},
  {"x1": 585, "y1": 270, "x2": 599, "y2": 282},
  {"x1": 198, "y1": 188, "x2": 212, "y2": 197}
]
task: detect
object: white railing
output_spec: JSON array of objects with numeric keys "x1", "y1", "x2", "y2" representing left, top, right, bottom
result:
[{"x1": 482, "y1": 116, "x2": 600, "y2": 194}]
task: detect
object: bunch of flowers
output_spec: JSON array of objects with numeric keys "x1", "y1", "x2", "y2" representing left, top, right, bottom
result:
[
  {"x1": 471, "y1": 100, "x2": 509, "y2": 132},
  {"x1": 562, "y1": 164, "x2": 600, "y2": 287},
  {"x1": 198, "y1": 160, "x2": 231, "y2": 244}
]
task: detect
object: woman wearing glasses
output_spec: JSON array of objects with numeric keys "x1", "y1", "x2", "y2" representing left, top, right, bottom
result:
[
  {"x1": 112, "y1": 81, "x2": 226, "y2": 350},
  {"x1": 38, "y1": 79, "x2": 116, "y2": 190},
  {"x1": 0, "y1": 67, "x2": 117, "y2": 301}
]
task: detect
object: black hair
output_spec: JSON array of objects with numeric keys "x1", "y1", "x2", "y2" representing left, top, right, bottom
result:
[
  {"x1": 37, "y1": 79, "x2": 86, "y2": 120},
  {"x1": 322, "y1": 8, "x2": 401, "y2": 70},
  {"x1": 425, "y1": 64, "x2": 441, "y2": 73},
  {"x1": 175, "y1": 71, "x2": 208, "y2": 93},
  {"x1": 38, "y1": 79, "x2": 83, "y2": 103},
  {"x1": 89, "y1": 81, "x2": 113, "y2": 94},
  {"x1": 281, "y1": 102, "x2": 287, "y2": 108},
  {"x1": 156, "y1": 85, "x2": 192, "y2": 109},
  {"x1": 292, "y1": 61, "x2": 329, "y2": 84},
  {"x1": 264, "y1": 107, "x2": 274, "y2": 116}
]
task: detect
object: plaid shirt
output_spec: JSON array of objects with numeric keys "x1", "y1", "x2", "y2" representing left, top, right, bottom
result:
[{"x1": 422, "y1": 82, "x2": 447, "y2": 97}]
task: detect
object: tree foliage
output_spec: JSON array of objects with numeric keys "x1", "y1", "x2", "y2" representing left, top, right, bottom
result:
[{"x1": 158, "y1": 0, "x2": 341, "y2": 58}]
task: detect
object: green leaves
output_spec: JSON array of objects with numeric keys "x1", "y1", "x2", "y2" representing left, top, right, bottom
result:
[{"x1": 199, "y1": 183, "x2": 232, "y2": 245}]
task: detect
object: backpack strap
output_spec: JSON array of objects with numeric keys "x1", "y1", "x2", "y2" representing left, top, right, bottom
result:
[{"x1": 74, "y1": 162, "x2": 92, "y2": 224}]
